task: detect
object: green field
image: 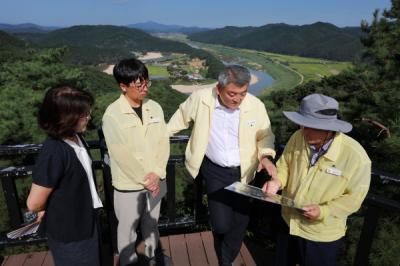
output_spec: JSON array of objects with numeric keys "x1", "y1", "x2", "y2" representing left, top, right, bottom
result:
[
  {"x1": 261, "y1": 51, "x2": 351, "y2": 83},
  {"x1": 148, "y1": 65, "x2": 169, "y2": 77},
  {"x1": 197, "y1": 43, "x2": 351, "y2": 93}
]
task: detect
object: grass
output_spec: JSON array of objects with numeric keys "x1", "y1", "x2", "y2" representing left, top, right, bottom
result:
[
  {"x1": 258, "y1": 51, "x2": 352, "y2": 83},
  {"x1": 148, "y1": 65, "x2": 169, "y2": 77}
]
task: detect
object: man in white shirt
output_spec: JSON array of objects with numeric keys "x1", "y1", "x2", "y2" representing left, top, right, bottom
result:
[{"x1": 168, "y1": 65, "x2": 276, "y2": 265}]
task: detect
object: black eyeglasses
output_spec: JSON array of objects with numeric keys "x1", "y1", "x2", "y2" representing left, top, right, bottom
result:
[{"x1": 129, "y1": 80, "x2": 152, "y2": 91}]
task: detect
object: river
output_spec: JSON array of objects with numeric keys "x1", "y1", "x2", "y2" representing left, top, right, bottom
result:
[
  {"x1": 248, "y1": 69, "x2": 274, "y2": 96},
  {"x1": 186, "y1": 41, "x2": 275, "y2": 96},
  {"x1": 221, "y1": 60, "x2": 275, "y2": 96}
]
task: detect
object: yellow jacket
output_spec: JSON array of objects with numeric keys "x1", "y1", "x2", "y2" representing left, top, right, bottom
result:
[
  {"x1": 277, "y1": 130, "x2": 371, "y2": 242},
  {"x1": 102, "y1": 95, "x2": 169, "y2": 190},
  {"x1": 167, "y1": 87, "x2": 275, "y2": 183}
]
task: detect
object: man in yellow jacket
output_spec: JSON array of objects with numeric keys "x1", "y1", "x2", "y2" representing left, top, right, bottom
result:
[
  {"x1": 263, "y1": 93, "x2": 371, "y2": 266},
  {"x1": 168, "y1": 65, "x2": 276, "y2": 265},
  {"x1": 102, "y1": 58, "x2": 169, "y2": 266}
]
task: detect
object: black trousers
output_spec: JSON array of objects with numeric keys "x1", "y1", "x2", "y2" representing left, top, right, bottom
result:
[
  {"x1": 200, "y1": 157, "x2": 250, "y2": 265},
  {"x1": 48, "y1": 222, "x2": 100, "y2": 266},
  {"x1": 275, "y1": 220, "x2": 343, "y2": 266}
]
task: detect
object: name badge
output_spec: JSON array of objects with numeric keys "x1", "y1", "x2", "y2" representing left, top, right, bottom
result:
[
  {"x1": 248, "y1": 120, "x2": 256, "y2": 127},
  {"x1": 149, "y1": 116, "x2": 161, "y2": 123},
  {"x1": 326, "y1": 167, "x2": 342, "y2": 176}
]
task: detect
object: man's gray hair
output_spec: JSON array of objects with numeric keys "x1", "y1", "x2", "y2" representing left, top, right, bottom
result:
[{"x1": 218, "y1": 65, "x2": 251, "y2": 88}]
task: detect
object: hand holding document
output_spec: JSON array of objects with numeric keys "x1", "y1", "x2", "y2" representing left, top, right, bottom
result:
[
  {"x1": 146, "y1": 179, "x2": 167, "y2": 212},
  {"x1": 7, "y1": 221, "x2": 40, "y2": 239},
  {"x1": 225, "y1": 181, "x2": 302, "y2": 210},
  {"x1": 6, "y1": 211, "x2": 41, "y2": 239}
]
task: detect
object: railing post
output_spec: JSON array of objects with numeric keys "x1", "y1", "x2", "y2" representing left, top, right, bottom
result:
[
  {"x1": 97, "y1": 129, "x2": 119, "y2": 255},
  {"x1": 353, "y1": 204, "x2": 380, "y2": 266},
  {"x1": 194, "y1": 174, "x2": 205, "y2": 224},
  {"x1": 166, "y1": 162, "x2": 176, "y2": 222},
  {"x1": 1, "y1": 175, "x2": 23, "y2": 228}
]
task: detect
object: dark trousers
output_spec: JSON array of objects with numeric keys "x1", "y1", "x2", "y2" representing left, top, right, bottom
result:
[
  {"x1": 47, "y1": 222, "x2": 100, "y2": 266},
  {"x1": 200, "y1": 157, "x2": 250, "y2": 266},
  {"x1": 275, "y1": 220, "x2": 343, "y2": 266}
]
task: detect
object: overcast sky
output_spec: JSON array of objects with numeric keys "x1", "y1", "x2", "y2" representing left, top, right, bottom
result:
[{"x1": 1, "y1": 0, "x2": 392, "y2": 28}]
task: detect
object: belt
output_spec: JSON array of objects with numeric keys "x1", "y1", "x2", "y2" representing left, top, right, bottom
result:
[
  {"x1": 204, "y1": 156, "x2": 240, "y2": 170},
  {"x1": 114, "y1": 187, "x2": 145, "y2": 193}
]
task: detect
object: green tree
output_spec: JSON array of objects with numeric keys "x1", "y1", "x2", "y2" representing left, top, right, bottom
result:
[
  {"x1": 264, "y1": 0, "x2": 400, "y2": 173},
  {"x1": 261, "y1": 1, "x2": 400, "y2": 264}
]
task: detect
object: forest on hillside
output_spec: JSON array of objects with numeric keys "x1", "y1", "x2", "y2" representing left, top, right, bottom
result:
[
  {"x1": 189, "y1": 22, "x2": 364, "y2": 61},
  {"x1": 14, "y1": 25, "x2": 224, "y2": 77},
  {"x1": 0, "y1": 45, "x2": 187, "y2": 145},
  {"x1": 262, "y1": 4, "x2": 400, "y2": 174}
]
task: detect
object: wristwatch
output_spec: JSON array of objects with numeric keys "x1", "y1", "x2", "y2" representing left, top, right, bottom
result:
[{"x1": 262, "y1": 154, "x2": 274, "y2": 162}]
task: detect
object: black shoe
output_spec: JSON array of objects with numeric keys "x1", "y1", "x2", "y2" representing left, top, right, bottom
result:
[{"x1": 147, "y1": 254, "x2": 173, "y2": 266}]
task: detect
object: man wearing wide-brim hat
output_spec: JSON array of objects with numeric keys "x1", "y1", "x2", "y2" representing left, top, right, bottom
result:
[{"x1": 263, "y1": 93, "x2": 371, "y2": 266}]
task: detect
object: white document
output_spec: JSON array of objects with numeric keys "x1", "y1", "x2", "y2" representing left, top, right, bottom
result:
[
  {"x1": 146, "y1": 179, "x2": 167, "y2": 212},
  {"x1": 7, "y1": 221, "x2": 40, "y2": 239},
  {"x1": 225, "y1": 181, "x2": 303, "y2": 210}
]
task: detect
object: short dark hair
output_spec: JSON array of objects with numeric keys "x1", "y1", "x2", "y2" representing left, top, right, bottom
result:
[
  {"x1": 113, "y1": 58, "x2": 149, "y2": 86},
  {"x1": 38, "y1": 85, "x2": 93, "y2": 139},
  {"x1": 218, "y1": 65, "x2": 251, "y2": 88}
]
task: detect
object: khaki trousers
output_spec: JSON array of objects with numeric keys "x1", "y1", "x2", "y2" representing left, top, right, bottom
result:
[{"x1": 114, "y1": 189, "x2": 161, "y2": 266}]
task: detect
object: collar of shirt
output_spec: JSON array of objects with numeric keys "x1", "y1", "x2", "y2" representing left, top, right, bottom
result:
[
  {"x1": 119, "y1": 94, "x2": 150, "y2": 114},
  {"x1": 215, "y1": 96, "x2": 240, "y2": 112},
  {"x1": 309, "y1": 138, "x2": 334, "y2": 166},
  {"x1": 64, "y1": 136, "x2": 103, "y2": 208},
  {"x1": 64, "y1": 136, "x2": 85, "y2": 151}
]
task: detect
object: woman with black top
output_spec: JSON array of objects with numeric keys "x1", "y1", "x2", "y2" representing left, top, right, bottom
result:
[{"x1": 27, "y1": 85, "x2": 103, "y2": 266}]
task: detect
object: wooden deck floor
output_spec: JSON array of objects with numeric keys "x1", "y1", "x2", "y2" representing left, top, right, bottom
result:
[{"x1": 1, "y1": 231, "x2": 256, "y2": 266}]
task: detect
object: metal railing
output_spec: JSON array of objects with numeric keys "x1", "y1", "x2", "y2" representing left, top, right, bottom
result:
[{"x1": 0, "y1": 135, "x2": 399, "y2": 265}]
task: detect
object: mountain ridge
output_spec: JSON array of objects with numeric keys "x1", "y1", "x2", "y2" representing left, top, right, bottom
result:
[
  {"x1": 9, "y1": 25, "x2": 224, "y2": 77},
  {"x1": 189, "y1": 22, "x2": 364, "y2": 61},
  {"x1": 127, "y1": 21, "x2": 213, "y2": 34},
  {"x1": 0, "y1": 23, "x2": 60, "y2": 33}
]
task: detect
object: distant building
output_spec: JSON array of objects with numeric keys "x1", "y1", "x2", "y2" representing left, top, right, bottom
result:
[
  {"x1": 188, "y1": 58, "x2": 205, "y2": 68},
  {"x1": 186, "y1": 73, "x2": 204, "y2": 80}
]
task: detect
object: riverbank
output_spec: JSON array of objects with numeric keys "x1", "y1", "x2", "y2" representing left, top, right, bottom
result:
[{"x1": 103, "y1": 64, "x2": 114, "y2": 75}]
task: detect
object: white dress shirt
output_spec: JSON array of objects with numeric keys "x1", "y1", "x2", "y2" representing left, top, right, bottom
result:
[
  {"x1": 64, "y1": 136, "x2": 103, "y2": 208},
  {"x1": 205, "y1": 98, "x2": 241, "y2": 167}
]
